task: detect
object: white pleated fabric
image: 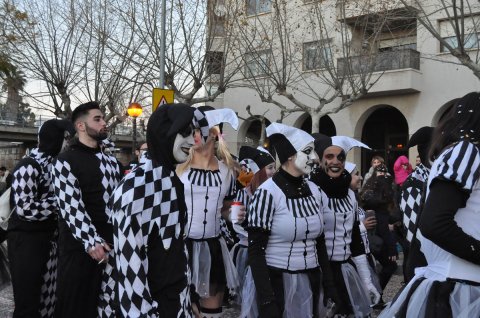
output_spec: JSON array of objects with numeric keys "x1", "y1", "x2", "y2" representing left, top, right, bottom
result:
[
  {"x1": 230, "y1": 244, "x2": 248, "y2": 290},
  {"x1": 282, "y1": 272, "x2": 315, "y2": 318},
  {"x1": 241, "y1": 268, "x2": 327, "y2": 318},
  {"x1": 190, "y1": 238, "x2": 239, "y2": 298},
  {"x1": 369, "y1": 260, "x2": 382, "y2": 294},
  {"x1": 340, "y1": 263, "x2": 372, "y2": 317},
  {"x1": 241, "y1": 268, "x2": 259, "y2": 318}
]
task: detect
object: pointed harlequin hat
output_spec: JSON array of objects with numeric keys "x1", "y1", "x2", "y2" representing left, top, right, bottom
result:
[
  {"x1": 345, "y1": 161, "x2": 357, "y2": 174},
  {"x1": 313, "y1": 133, "x2": 371, "y2": 157},
  {"x1": 193, "y1": 106, "x2": 238, "y2": 142},
  {"x1": 266, "y1": 123, "x2": 314, "y2": 164},
  {"x1": 238, "y1": 145, "x2": 274, "y2": 174}
]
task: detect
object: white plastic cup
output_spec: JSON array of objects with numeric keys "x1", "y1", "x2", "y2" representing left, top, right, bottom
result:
[{"x1": 231, "y1": 201, "x2": 242, "y2": 224}]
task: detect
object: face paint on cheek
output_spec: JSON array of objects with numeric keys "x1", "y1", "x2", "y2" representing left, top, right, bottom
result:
[
  {"x1": 294, "y1": 152, "x2": 313, "y2": 174},
  {"x1": 173, "y1": 133, "x2": 194, "y2": 163},
  {"x1": 294, "y1": 142, "x2": 316, "y2": 174}
]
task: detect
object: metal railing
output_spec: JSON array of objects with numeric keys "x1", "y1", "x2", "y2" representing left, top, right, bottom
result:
[
  {"x1": 0, "y1": 112, "x2": 55, "y2": 128},
  {"x1": 337, "y1": 49, "x2": 420, "y2": 76},
  {"x1": 0, "y1": 111, "x2": 134, "y2": 136}
]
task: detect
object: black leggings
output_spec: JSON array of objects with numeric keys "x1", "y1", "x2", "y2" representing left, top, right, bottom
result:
[{"x1": 8, "y1": 231, "x2": 53, "y2": 318}]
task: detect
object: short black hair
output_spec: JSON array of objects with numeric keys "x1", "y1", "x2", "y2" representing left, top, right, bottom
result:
[
  {"x1": 0, "y1": 167, "x2": 6, "y2": 171},
  {"x1": 71, "y1": 101, "x2": 101, "y2": 124}
]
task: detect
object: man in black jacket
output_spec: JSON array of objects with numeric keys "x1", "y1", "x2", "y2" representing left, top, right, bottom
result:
[{"x1": 52, "y1": 102, "x2": 122, "y2": 318}]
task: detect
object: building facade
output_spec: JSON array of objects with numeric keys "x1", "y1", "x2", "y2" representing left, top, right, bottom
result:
[{"x1": 205, "y1": 0, "x2": 480, "y2": 174}]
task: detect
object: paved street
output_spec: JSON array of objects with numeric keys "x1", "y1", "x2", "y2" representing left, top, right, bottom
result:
[{"x1": 0, "y1": 260, "x2": 404, "y2": 317}]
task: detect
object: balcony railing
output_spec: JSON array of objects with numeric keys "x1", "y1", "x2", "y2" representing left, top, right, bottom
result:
[{"x1": 337, "y1": 49, "x2": 420, "y2": 76}]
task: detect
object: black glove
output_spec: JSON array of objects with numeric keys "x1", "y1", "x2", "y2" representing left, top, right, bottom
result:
[{"x1": 259, "y1": 301, "x2": 281, "y2": 318}]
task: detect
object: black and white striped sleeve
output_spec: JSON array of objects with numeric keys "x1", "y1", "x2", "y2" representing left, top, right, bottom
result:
[
  {"x1": 52, "y1": 158, "x2": 103, "y2": 251},
  {"x1": 12, "y1": 161, "x2": 56, "y2": 221},
  {"x1": 224, "y1": 171, "x2": 236, "y2": 200},
  {"x1": 235, "y1": 188, "x2": 249, "y2": 207},
  {"x1": 247, "y1": 188, "x2": 275, "y2": 231},
  {"x1": 433, "y1": 141, "x2": 480, "y2": 192}
]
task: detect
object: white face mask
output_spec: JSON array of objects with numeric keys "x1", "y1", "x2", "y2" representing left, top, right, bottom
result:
[
  {"x1": 173, "y1": 133, "x2": 194, "y2": 163},
  {"x1": 294, "y1": 142, "x2": 317, "y2": 175}
]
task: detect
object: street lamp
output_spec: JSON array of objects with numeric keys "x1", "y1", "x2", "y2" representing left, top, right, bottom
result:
[{"x1": 127, "y1": 102, "x2": 143, "y2": 155}]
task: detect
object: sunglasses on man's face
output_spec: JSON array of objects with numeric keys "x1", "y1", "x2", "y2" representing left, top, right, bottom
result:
[{"x1": 324, "y1": 152, "x2": 346, "y2": 162}]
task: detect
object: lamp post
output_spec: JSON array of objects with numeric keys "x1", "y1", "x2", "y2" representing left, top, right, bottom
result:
[{"x1": 127, "y1": 102, "x2": 143, "y2": 155}]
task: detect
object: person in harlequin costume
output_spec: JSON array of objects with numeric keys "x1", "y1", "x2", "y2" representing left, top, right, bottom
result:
[
  {"x1": 111, "y1": 103, "x2": 199, "y2": 317},
  {"x1": 51, "y1": 102, "x2": 122, "y2": 318},
  {"x1": 245, "y1": 123, "x2": 338, "y2": 318},
  {"x1": 8, "y1": 119, "x2": 75, "y2": 318},
  {"x1": 309, "y1": 134, "x2": 380, "y2": 317},
  {"x1": 176, "y1": 106, "x2": 240, "y2": 318},
  {"x1": 230, "y1": 145, "x2": 275, "y2": 316},
  {"x1": 380, "y1": 92, "x2": 480, "y2": 317},
  {"x1": 399, "y1": 126, "x2": 434, "y2": 283}
]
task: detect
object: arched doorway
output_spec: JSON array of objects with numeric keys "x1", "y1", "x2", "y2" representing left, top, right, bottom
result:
[
  {"x1": 361, "y1": 107, "x2": 409, "y2": 175},
  {"x1": 300, "y1": 115, "x2": 336, "y2": 136},
  {"x1": 244, "y1": 116, "x2": 272, "y2": 148}
]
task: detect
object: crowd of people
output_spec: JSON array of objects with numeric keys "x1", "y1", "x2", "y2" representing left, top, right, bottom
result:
[{"x1": 0, "y1": 90, "x2": 478, "y2": 318}]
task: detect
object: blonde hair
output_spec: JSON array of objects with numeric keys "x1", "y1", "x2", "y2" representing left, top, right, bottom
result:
[{"x1": 176, "y1": 126, "x2": 236, "y2": 175}]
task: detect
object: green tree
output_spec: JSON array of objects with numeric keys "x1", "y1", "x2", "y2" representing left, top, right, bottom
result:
[{"x1": 0, "y1": 55, "x2": 34, "y2": 124}]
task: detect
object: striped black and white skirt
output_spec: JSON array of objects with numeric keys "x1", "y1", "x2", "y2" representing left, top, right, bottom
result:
[{"x1": 379, "y1": 267, "x2": 480, "y2": 318}]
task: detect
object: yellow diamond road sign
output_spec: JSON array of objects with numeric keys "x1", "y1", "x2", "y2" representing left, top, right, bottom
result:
[{"x1": 152, "y1": 88, "x2": 174, "y2": 112}]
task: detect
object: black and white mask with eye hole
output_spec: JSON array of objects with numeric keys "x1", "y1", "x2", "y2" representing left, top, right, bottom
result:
[
  {"x1": 173, "y1": 123, "x2": 195, "y2": 163},
  {"x1": 294, "y1": 142, "x2": 318, "y2": 175}
]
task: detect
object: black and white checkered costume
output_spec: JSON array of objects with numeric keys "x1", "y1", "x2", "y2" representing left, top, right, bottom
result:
[
  {"x1": 400, "y1": 163, "x2": 430, "y2": 243},
  {"x1": 111, "y1": 159, "x2": 192, "y2": 318},
  {"x1": 8, "y1": 149, "x2": 59, "y2": 317},
  {"x1": 52, "y1": 143, "x2": 120, "y2": 252},
  {"x1": 52, "y1": 139, "x2": 121, "y2": 318},
  {"x1": 193, "y1": 108, "x2": 210, "y2": 143},
  {"x1": 11, "y1": 149, "x2": 56, "y2": 221}
]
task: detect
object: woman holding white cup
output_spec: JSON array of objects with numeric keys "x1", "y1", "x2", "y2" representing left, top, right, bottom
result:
[{"x1": 230, "y1": 146, "x2": 275, "y2": 312}]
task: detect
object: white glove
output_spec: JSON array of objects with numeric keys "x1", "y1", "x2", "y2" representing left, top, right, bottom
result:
[{"x1": 352, "y1": 255, "x2": 381, "y2": 305}]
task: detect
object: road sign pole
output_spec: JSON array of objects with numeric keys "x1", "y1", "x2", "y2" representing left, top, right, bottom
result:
[{"x1": 159, "y1": 0, "x2": 166, "y2": 89}]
